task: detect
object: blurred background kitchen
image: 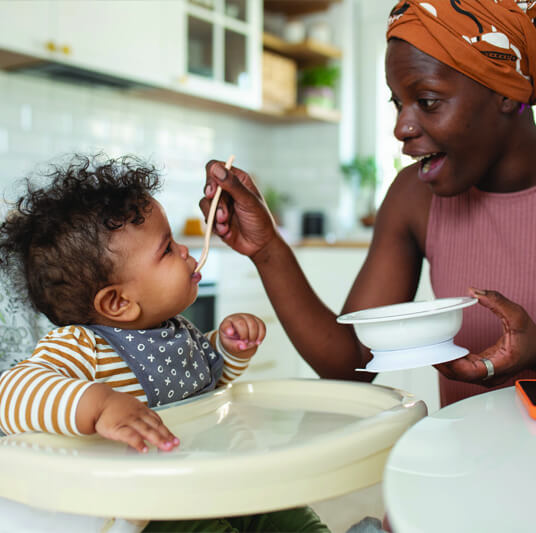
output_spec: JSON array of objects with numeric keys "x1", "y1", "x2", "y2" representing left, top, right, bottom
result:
[
  {"x1": 0, "y1": 0, "x2": 438, "y2": 411},
  {"x1": 0, "y1": 1, "x2": 436, "y2": 530},
  {"x1": 0, "y1": 0, "x2": 439, "y2": 408}
]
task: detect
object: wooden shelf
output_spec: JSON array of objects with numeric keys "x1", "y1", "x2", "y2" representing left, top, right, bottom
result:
[
  {"x1": 264, "y1": 0, "x2": 341, "y2": 17},
  {"x1": 263, "y1": 32, "x2": 341, "y2": 65},
  {"x1": 132, "y1": 88, "x2": 339, "y2": 124},
  {"x1": 259, "y1": 104, "x2": 341, "y2": 123}
]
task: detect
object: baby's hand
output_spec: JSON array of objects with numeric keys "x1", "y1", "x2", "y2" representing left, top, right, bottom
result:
[
  {"x1": 94, "y1": 389, "x2": 179, "y2": 453},
  {"x1": 219, "y1": 313, "x2": 266, "y2": 359}
]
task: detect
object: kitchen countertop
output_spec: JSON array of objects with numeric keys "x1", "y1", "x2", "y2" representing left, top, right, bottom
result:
[
  {"x1": 296, "y1": 237, "x2": 370, "y2": 248},
  {"x1": 179, "y1": 231, "x2": 372, "y2": 250}
]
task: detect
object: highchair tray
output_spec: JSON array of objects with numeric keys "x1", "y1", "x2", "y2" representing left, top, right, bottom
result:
[{"x1": 0, "y1": 379, "x2": 425, "y2": 520}]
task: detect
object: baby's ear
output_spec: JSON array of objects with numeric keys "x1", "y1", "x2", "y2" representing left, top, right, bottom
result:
[{"x1": 93, "y1": 285, "x2": 141, "y2": 323}]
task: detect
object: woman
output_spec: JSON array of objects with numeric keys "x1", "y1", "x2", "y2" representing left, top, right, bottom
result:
[{"x1": 200, "y1": 0, "x2": 536, "y2": 408}]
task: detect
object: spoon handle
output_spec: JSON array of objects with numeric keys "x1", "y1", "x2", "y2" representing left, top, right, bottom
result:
[{"x1": 194, "y1": 155, "x2": 235, "y2": 273}]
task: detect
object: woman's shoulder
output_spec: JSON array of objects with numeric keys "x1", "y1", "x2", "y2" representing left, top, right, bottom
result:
[
  {"x1": 388, "y1": 163, "x2": 432, "y2": 203},
  {"x1": 377, "y1": 163, "x2": 432, "y2": 248}
]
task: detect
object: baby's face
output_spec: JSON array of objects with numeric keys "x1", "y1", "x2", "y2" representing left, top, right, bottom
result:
[{"x1": 108, "y1": 199, "x2": 201, "y2": 328}]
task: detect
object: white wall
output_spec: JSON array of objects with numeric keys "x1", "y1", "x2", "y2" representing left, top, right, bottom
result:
[{"x1": 0, "y1": 70, "x2": 341, "y2": 234}]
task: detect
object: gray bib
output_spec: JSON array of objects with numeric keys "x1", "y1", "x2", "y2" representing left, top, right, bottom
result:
[{"x1": 88, "y1": 316, "x2": 223, "y2": 407}]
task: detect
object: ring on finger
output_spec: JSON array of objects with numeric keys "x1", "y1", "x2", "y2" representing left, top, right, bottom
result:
[{"x1": 481, "y1": 358, "x2": 495, "y2": 381}]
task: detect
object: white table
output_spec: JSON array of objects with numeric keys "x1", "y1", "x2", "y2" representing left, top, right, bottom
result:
[
  {"x1": 384, "y1": 386, "x2": 535, "y2": 533},
  {"x1": 0, "y1": 379, "x2": 425, "y2": 530}
]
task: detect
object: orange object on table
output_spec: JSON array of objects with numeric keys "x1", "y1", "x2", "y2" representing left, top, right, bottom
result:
[
  {"x1": 515, "y1": 379, "x2": 536, "y2": 420},
  {"x1": 183, "y1": 218, "x2": 204, "y2": 236}
]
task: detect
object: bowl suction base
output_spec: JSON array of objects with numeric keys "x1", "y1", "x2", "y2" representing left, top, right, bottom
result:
[{"x1": 357, "y1": 338, "x2": 469, "y2": 372}]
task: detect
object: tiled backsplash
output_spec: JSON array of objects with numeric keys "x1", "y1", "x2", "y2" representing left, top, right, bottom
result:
[{"x1": 0, "y1": 71, "x2": 341, "y2": 235}]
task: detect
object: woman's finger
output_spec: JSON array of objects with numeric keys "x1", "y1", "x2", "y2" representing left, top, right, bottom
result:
[
  {"x1": 206, "y1": 161, "x2": 261, "y2": 204},
  {"x1": 469, "y1": 288, "x2": 525, "y2": 328}
]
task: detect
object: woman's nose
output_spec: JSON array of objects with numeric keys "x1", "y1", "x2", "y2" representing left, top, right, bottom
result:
[{"x1": 394, "y1": 111, "x2": 420, "y2": 141}]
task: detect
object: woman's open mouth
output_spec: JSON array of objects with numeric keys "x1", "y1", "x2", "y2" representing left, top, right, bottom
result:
[{"x1": 413, "y1": 152, "x2": 446, "y2": 182}]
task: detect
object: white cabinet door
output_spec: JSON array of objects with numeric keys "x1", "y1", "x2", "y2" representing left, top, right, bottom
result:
[
  {"x1": 53, "y1": 1, "x2": 167, "y2": 85},
  {"x1": 216, "y1": 250, "x2": 302, "y2": 381},
  {"x1": 0, "y1": 1, "x2": 54, "y2": 58},
  {"x1": 0, "y1": 1, "x2": 167, "y2": 86},
  {"x1": 296, "y1": 247, "x2": 368, "y2": 314}
]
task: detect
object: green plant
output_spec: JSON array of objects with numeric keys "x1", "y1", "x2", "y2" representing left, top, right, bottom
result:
[
  {"x1": 341, "y1": 155, "x2": 377, "y2": 189},
  {"x1": 299, "y1": 65, "x2": 340, "y2": 88},
  {"x1": 341, "y1": 155, "x2": 378, "y2": 223},
  {"x1": 263, "y1": 186, "x2": 292, "y2": 219}
]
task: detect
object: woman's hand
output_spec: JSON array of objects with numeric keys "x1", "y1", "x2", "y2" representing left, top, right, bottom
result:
[
  {"x1": 219, "y1": 313, "x2": 266, "y2": 360},
  {"x1": 435, "y1": 288, "x2": 536, "y2": 386},
  {"x1": 199, "y1": 160, "x2": 279, "y2": 259},
  {"x1": 78, "y1": 384, "x2": 180, "y2": 453}
]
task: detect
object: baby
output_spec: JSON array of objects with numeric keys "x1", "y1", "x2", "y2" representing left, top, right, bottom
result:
[{"x1": 0, "y1": 154, "x2": 265, "y2": 452}]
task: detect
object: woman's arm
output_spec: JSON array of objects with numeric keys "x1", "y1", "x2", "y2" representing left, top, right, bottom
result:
[{"x1": 201, "y1": 162, "x2": 430, "y2": 380}]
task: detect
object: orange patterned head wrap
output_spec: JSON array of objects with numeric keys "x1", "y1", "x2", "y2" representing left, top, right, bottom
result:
[{"x1": 386, "y1": 1, "x2": 536, "y2": 104}]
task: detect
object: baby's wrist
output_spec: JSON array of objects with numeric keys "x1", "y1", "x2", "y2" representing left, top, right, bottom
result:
[{"x1": 77, "y1": 383, "x2": 116, "y2": 434}]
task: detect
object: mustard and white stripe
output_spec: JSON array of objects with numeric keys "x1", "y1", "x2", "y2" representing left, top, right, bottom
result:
[
  {"x1": 0, "y1": 325, "x2": 249, "y2": 437},
  {"x1": 215, "y1": 333, "x2": 250, "y2": 384}
]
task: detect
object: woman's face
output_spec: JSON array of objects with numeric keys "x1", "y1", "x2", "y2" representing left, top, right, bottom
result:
[{"x1": 386, "y1": 39, "x2": 507, "y2": 195}]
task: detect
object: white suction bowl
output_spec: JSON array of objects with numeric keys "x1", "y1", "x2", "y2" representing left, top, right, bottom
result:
[{"x1": 337, "y1": 297, "x2": 478, "y2": 372}]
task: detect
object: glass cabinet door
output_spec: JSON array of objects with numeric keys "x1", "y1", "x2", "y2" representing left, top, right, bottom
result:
[
  {"x1": 224, "y1": 29, "x2": 247, "y2": 87},
  {"x1": 188, "y1": 0, "x2": 215, "y2": 11},
  {"x1": 179, "y1": 0, "x2": 261, "y2": 109},
  {"x1": 187, "y1": 15, "x2": 214, "y2": 78},
  {"x1": 225, "y1": 0, "x2": 246, "y2": 21}
]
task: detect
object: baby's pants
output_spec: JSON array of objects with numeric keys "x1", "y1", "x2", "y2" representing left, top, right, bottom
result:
[{"x1": 143, "y1": 506, "x2": 330, "y2": 532}]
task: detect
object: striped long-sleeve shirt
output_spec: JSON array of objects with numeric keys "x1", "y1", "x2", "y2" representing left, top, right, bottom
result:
[{"x1": 0, "y1": 325, "x2": 249, "y2": 436}]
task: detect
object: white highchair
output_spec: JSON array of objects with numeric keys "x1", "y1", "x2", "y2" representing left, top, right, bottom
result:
[{"x1": 0, "y1": 274, "x2": 426, "y2": 532}]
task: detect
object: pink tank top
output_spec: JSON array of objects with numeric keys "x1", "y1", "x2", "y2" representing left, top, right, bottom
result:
[{"x1": 426, "y1": 186, "x2": 536, "y2": 406}]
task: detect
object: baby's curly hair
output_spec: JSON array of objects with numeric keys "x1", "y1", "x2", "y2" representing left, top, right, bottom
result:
[{"x1": 0, "y1": 154, "x2": 162, "y2": 326}]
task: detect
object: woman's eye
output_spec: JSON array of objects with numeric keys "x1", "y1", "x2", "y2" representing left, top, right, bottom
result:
[
  {"x1": 163, "y1": 242, "x2": 172, "y2": 255},
  {"x1": 390, "y1": 96, "x2": 401, "y2": 111},
  {"x1": 419, "y1": 98, "x2": 438, "y2": 110}
]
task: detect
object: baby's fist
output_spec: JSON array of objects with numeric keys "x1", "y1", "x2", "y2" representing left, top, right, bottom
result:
[{"x1": 219, "y1": 313, "x2": 266, "y2": 358}]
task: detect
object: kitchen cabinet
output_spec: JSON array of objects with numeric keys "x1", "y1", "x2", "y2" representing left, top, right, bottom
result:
[
  {"x1": 57, "y1": 2, "x2": 165, "y2": 84},
  {"x1": 53, "y1": 1, "x2": 167, "y2": 85},
  {"x1": 0, "y1": 2, "x2": 54, "y2": 60},
  {"x1": 0, "y1": 1, "x2": 167, "y2": 86},
  {"x1": 0, "y1": 0, "x2": 346, "y2": 120},
  {"x1": 162, "y1": 0, "x2": 262, "y2": 110},
  {"x1": 0, "y1": 0, "x2": 170, "y2": 84},
  {"x1": 0, "y1": 0, "x2": 261, "y2": 109}
]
